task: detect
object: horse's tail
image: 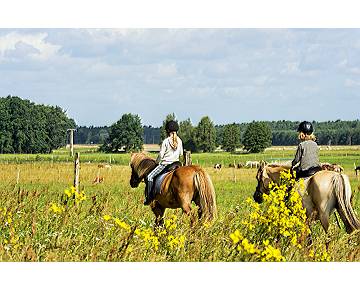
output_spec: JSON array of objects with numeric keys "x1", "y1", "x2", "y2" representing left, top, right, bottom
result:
[
  {"x1": 332, "y1": 173, "x2": 360, "y2": 233},
  {"x1": 193, "y1": 168, "x2": 217, "y2": 221}
]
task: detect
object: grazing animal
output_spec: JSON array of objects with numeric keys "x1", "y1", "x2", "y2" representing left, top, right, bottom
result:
[
  {"x1": 229, "y1": 163, "x2": 236, "y2": 168},
  {"x1": 237, "y1": 163, "x2": 245, "y2": 169},
  {"x1": 214, "y1": 163, "x2": 222, "y2": 170},
  {"x1": 130, "y1": 153, "x2": 217, "y2": 226},
  {"x1": 98, "y1": 163, "x2": 111, "y2": 169},
  {"x1": 93, "y1": 176, "x2": 104, "y2": 184},
  {"x1": 245, "y1": 161, "x2": 260, "y2": 168},
  {"x1": 254, "y1": 162, "x2": 360, "y2": 234},
  {"x1": 354, "y1": 163, "x2": 360, "y2": 176}
]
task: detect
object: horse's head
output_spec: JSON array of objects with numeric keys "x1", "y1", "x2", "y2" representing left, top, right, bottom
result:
[
  {"x1": 129, "y1": 152, "x2": 156, "y2": 188},
  {"x1": 253, "y1": 161, "x2": 271, "y2": 203}
]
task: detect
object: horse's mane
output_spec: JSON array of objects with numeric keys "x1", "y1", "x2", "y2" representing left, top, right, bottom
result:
[{"x1": 131, "y1": 152, "x2": 157, "y2": 177}]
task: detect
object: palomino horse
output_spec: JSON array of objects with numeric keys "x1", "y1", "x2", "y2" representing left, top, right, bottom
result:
[
  {"x1": 129, "y1": 153, "x2": 217, "y2": 225},
  {"x1": 254, "y1": 162, "x2": 360, "y2": 234}
]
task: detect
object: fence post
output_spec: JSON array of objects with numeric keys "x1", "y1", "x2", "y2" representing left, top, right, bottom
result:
[
  {"x1": 16, "y1": 169, "x2": 20, "y2": 185},
  {"x1": 184, "y1": 150, "x2": 192, "y2": 166},
  {"x1": 74, "y1": 152, "x2": 80, "y2": 192},
  {"x1": 67, "y1": 128, "x2": 76, "y2": 157}
]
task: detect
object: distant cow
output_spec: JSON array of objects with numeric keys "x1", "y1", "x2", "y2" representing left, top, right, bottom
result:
[
  {"x1": 214, "y1": 163, "x2": 222, "y2": 170},
  {"x1": 237, "y1": 162, "x2": 245, "y2": 169},
  {"x1": 245, "y1": 161, "x2": 260, "y2": 168},
  {"x1": 354, "y1": 163, "x2": 360, "y2": 176},
  {"x1": 98, "y1": 163, "x2": 112, "y2": 169},
  {"x1": 93, "y1": 176, "x2": 104, "y2": 184},
  {"x1": 229, "y1": 163, "x2": 236, "y2": 168}
]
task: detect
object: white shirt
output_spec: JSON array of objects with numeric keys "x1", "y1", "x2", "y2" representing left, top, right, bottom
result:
[{"x1": 157, "y1": 136, "x2": 183, "y2": 165}]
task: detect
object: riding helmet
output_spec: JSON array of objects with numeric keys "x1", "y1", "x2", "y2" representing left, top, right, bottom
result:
[
  {"x1": 165, "y1": 120, "x2": 179, "y2": 133},
  {"x1": 297, "y1": 121, "x2": 313, "y2": 134}
]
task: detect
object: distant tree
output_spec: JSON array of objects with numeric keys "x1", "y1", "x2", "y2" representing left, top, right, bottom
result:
[
  {"x1": 178, "y1": 118, "x2": 196, "y2": 152},
  {"x1": 160, "y1": 113, "x2": 177, "y2": 142},
  {"x1": 221, "y1": 123, "x2": 241, "y2": 152},
  {"x1": 101, "y1": 113, "x2": 143, "y2": 153},
  {"x1": 195, "y1": 116, "x2": 216, "y2": 152},
  {"x1": 143, "y1": 125, "x2": 160, "y2": 144},
  {"x1": 0, "y1": 95, "x2": 75, "y2": 153},
  {"x1": 243, "y1": 121, "x2": 272, "y2": 153},
  {"x1": 215, "y1": 125, "x2": 224, "y2": 147}
]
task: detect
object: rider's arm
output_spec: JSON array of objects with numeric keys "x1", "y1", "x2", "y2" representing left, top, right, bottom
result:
[
  {"x1": 292, "y1": 144, "x2": 303, "y2": 168},
  {"x1": 156, "y1": 139, "x2": 167, "y2": 164}
]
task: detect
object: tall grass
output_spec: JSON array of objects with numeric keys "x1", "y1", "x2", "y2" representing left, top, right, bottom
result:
[{"x1": 0, "y1": 146, "x2": 359, "y2": 261}]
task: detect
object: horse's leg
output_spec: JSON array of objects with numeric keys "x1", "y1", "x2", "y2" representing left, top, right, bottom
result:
[
  {"x1": 179, "y1": 196, "x2": 195, "y2": 225},
  {"x1": 151, "y1": 202, "x2": 165, "y2": 227},
  {"x1": 318, "y1": 210, "x2": 333, "y2": 250},
  {"x1": 302, "y1": 195, "x2": 317, "y2": 246},
  {"x1": 193, "y1": 193, "x2": 203, "y2": 220}
]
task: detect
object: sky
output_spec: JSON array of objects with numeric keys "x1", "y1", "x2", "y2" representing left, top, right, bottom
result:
[{"x1": 1, "y1": 28, "x2": 360, "y2": 127}]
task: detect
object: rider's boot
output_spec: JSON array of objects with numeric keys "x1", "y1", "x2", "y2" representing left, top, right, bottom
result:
[{"x1": 144, "y1": 181, "x2": 154, "y2": 205}]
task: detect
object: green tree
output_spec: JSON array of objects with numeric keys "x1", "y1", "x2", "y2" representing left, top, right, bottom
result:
[
  {"x1": 221, "y1": 123, "x2": 241, "y2": 152},
  {"x1": 243, "y1": 121, "x2": 272, "y2": 153},
  {"x1": 195, "y1": 116, "x2": 216, "y2": 152},
  {"x1": 160, "y1": 113, "x2": 177, "y2": 143},
  {"x1": 0, "y1": 96, "x2": 75, "y2": 153},
  {"x1": 101, "y1": 113, "x2": 143, "y2": 153},
  {"x1": 178, "y1": 118, "x2": 196, "y2": 152}
]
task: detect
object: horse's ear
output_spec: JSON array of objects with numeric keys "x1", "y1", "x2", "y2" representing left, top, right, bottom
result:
[{"x1": 260, "y1": 160, "x2": 267, "y2": 168}]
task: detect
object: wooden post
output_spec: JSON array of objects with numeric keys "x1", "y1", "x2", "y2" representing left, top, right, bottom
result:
[
  {"x1": 233, "y1": 160, "x2": 237, "y2": 183},
  {"x1": 16, "y1": 169, "x2": 20, "y2": 185},
  {"x1": 67, "y1": 129, "x2": 76, "y2": 157},
  {"x1": 74, "y1": 152, "x2": 80, "y2": 193},
  {"x1": 184, "y1": 150, "x2": 192, "y2": 166}
]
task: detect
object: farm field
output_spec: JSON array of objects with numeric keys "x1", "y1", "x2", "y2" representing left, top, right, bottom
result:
[{"x1": 0, "y1": 146, "x2": 359, "y2": 261}]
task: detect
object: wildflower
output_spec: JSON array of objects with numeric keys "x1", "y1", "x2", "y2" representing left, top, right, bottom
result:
[
  {"x1": 64, "y1": 189, "x2": 72, "y2": 198},
  {"x1": 103, "y1": 215, "x2": 111, "y2": 221},
  {"x1": 49, "y1": 203, "x2": 64, "y2": 214},
  {"x1": 230, "y1": 230, "x2": 242, "y2": 244},
  {"x1": 114, "y1": 218, "x2": 131, "y2": 232}
]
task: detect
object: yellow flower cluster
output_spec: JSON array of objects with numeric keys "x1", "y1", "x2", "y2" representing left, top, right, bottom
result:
[
  {"x1": 230, "y1": 229, "x2": 285, "y2": 261},
  {"x1": 164, "y1": 214, "x2": 177, "y2": 231},
  {"x1": 135, "y1": 228, "x2": 160, "y2": 250},
  {"x1": 49, "y1": 203, "x2": 65, "y2": 214},
  {"x1": 308, "y1": 246, "x2": 331, "y2": 262},
  {"x1": 102, "y1": 213, "x2": 187, "y2": 253},
  {"x1": 230, "y1": 169, "x2": 311, "y2": 261},
  {"x1": 64, "y1": 186, "x2": 86, "y2": 205},
  {"x1": 103, "y1": 215, "x2": 132, "y2": 232},
  {"x1": 167, "y1": 235, "x2": 186, "y2": 250},
  {"x1": 0, "y1": 207, "x2": 22, "y2": 251}
]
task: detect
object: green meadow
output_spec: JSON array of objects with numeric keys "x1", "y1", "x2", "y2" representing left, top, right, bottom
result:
[{"x1": 0, "y1": 145, "x2": 359, "y2": 261}]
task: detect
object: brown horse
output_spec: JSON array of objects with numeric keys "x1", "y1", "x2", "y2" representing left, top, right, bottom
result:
[
  {"x1": 254, "y1": 162, "x2": 360, "y2": 234},
  {"x1": 129, "y1": 153, "x2": 217, "y2": 225}
]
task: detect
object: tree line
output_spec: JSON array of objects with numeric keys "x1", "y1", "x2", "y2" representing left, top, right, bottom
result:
[
  {"x1": 99, "y1": 114, "x2": 360, "y2": 154},
  {"x1": 0, "y1": 96, "x2": 75, "y2": 154},
  {"x1": 77, "y1": 119, "x2": 360, "y2": 149},
  {"x1": 2, "y1": 96, "x2": 360, "y2": 154}
]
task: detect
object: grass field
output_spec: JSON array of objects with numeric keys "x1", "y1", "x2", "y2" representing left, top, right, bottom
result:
[{"x1": 0, "y1": 146, "x2": 359, "y2": 261}]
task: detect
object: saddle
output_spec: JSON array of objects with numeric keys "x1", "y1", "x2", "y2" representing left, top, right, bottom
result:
[
  {"x1": 152, "y1": 162, "x2": 182, "y2": 195},
  {"x1": 295, "y1": 166, "x2": 322, "y2": 180}
]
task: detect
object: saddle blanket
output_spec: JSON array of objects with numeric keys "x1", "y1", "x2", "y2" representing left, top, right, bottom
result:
[{"x1": 153, "y1": 171, "x2": 169, "y2": 195}]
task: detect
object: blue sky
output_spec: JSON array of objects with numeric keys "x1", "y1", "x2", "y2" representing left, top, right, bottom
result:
[{"x1": 1, "y1": 28, "x2": 360, "y2": 127}]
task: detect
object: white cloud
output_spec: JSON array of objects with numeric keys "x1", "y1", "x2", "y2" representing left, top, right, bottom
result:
[
  {"x1": 0, "y1": 31, "x2": 61, "y2": 61},
  {"x1": 1, "y1": 28, "x2": 360, "y2": 126},
  {"x1": 156, "y1": 63, "x2": 178, "y2": 77}
]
